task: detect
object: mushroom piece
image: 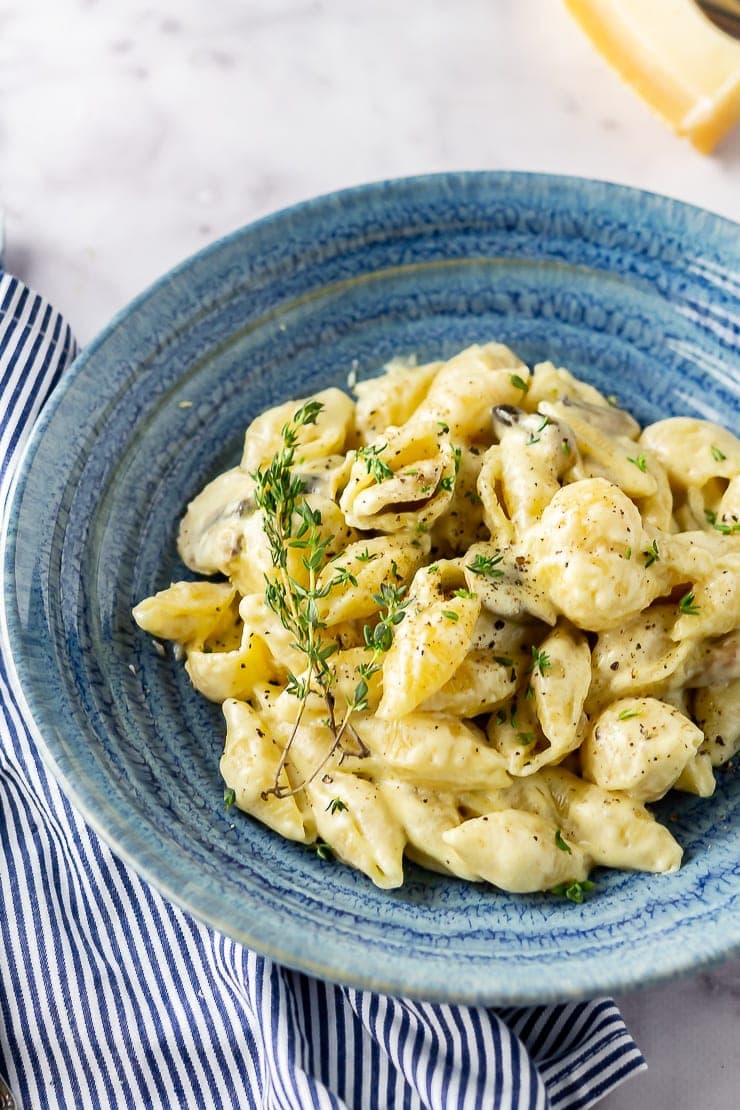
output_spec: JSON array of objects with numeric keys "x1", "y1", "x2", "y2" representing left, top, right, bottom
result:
[{"x1": 555, "y1": 395, "x2": 641, "y2": 440}]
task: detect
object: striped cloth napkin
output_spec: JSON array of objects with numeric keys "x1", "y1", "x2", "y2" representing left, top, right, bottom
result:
[{"x1": 0, "y1": 267, "x2": 647, "y2": 1110}]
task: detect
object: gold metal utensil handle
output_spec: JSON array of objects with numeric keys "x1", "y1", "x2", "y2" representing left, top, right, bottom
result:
[{"x1": 696, "y1": 0, "x2": 740, "y2": 38}]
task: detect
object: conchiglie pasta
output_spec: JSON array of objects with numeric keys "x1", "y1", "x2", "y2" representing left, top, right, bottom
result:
[
  {"x1": 220, "y1": 699, "x2": 311, "y2": 842},
  {"x1": 186, "y1": 628, "x2": 279, "y2": 702},
  {"x1": 442, "y1": 811, "x2": 589, "y2": 894},
  {"x1": 339, "y1": 422, "x2": 457, "y2": 533},
  {"x1": 132, "y1": 581, "x2": 239, "y2": 650},
  {"x1": 693, "y1": 679, "x2": 740, "y2": 766},
  {"x1": 133, "y1": 341, "x2": 738, "y2": 895},
  {"x1": 353, "y1": 357, "x2": 442, "y2": 444},
  {"x1": 524, "y1": 478, "x2": 658, "y2": 631},
  {"x1": 410, "y1": 342, "x2": 528, "y2": 443},
  {"x1": 581, "y1": 697, "x2": 704, "y2": 802},
  {"x1": 539, "y1": 768, "x2": 682, "y2": 873},
  {"x1": 242, "y1": 387, "x2": 355, "y2": 471},
  {"x1": 639, "y1": 417, "x2": 740, "y2": 491},
  {"x1": 298, "y1": 768, "x2": 406, "y2": 890},
  {"x1": 352, "y1": 713, "x2": 510, "y2": 791},
  {"x1": 379, "y1": 781, "x2": 479, "y2": 881},
  {"x1": 377, "y1": 563, "x2": 480, "y2": 719}
]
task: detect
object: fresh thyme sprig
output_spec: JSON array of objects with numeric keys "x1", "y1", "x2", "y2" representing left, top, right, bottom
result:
[
  {"x1": 529, "y1": 646, "x2": 551, "y2": 677},
  {"x1": 467, "y1": 552, "x2": 505, "y2": 578},
  {"x1": 627, "y1": 453, "x2": 647, "y2": 473},
  {"x1": 358, "y1": 442, "x2": 393, "y2": 483},
  {"x1": 678, "y1": 591, "x2": 700, "y2": 616},
  {"x1": 643, "y1": 540, "x2": 660, "y2": 567},
  {"x1": 349, "y1": 581, "x2": 410, "y2": 714},
  {"x1": 252, "y1": 402, "x2": 408, "y2": 800}
]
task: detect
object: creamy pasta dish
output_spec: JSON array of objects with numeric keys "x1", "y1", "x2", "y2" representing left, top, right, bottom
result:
[{"x1": 133, "y1": 343, "x2": 740, "y2": 897}]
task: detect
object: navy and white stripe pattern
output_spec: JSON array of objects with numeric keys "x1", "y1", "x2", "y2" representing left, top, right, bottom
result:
[{"x1": 0, "y1": 270, "x2": 647, "y2": 1110}]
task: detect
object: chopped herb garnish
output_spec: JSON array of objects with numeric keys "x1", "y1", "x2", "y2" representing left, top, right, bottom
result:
[
  {"x1": 617, "y1": 707, "x2": 641, "y2": 721},
  {"x1": 496, "y1": 708, "x2": 508, "y2": 725},
  {"x1": 355, "y1": 547, "x2": 378, "y2": 564},
  {"x1": 517, "y1": 731, "x2": 536, "y2": 746},
  {"x1": 624, "y1": 546, "x2": 632, "y2": 560},
  {"x1": 326, "y1": 797, "x2": 348, "y2": 815},
  {"x1": 561, "y1": 439, "x2": 571, "y2": 455},
  {"x1": 494, "y1": 655, "x2": 513, "y2": 667},
  {"x1": 713, "y1": 520, "x2": 740, "y2": 535},
  {"x1": 711, "y1": 445, "x2": 727, "y2": 462},
  {"x1": 551, "y1": 879, "x2": 595, "y2": 903},
  {"x1": 436, "y1": 421, "x2": 450, "y2": 433},
  {"x1": 510, "y1": 373, "x2": 529, "y2": 394},
  {"x1": 453, "y1": 589, "x2": 477, "y2": 600},
  {"x1": 527, "y1": 416, "x2": 550, "y2": 446},
  {"x1": 358, "y1": 443, "x2": 393, "y2": 483},
  {"x1": 530, "y1": 646, "x2": 551, "y2": 677},
  {"x1": 452, "y1": 445, "x2": 462, "y2": 474},
  {"x1": 678, "y1": 591, "x2": 700, "y2": 616},
  {"x1": 704, "y1": 509, "x2": 717, "y2": 526},
  {"x1": 439, "y1": 475, "x2": 455, "y2": 491},
  {"x1": 252, "y1": 402, "x2": 408, "y2": 800},
  {"x1": 643, "y1": 540, "x2": 660, "y2": 567},
  {"x1": 554, "y1": 829, "x2": 572, "y2": 853},
  {"x1": 441, "y1": 609, "x2": 459, "y2": 622},
  {"x1": 627, "y1": 453, "x2": 648, "y2": 473},
  {"x1": 330, "y1": 564, "x2": 359, "y2": 589},
  {"x1": 315, "y1": 840, "x2": 334, "y2": 861},
  {"x1": 224, "y1": 787, "x2": 236, "y2": 810},
  {"x1": 468, "y1": 552, "x2": 505, "y2": 578}
]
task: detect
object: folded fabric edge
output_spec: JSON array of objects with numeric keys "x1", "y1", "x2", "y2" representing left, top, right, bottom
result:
[
  {"x1": 546, "y1": 1025, "x2": 646, "y2": 1109},
  {"x1": 0, "y1": 272, "x2": 78, "y2": 517}
]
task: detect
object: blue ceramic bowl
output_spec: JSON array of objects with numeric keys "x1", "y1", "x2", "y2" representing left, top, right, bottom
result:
[{"x1": 2, "y1": 173, "x2": 739, "y2": 1004}]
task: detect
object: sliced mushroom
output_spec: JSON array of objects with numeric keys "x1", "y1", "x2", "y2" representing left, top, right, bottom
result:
[{"x1": 555, "y1": 395, "x2": 640, "y2": 440}]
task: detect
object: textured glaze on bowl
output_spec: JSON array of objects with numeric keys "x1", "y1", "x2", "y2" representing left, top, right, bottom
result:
[{"x1": 2, "y1": 173, "x2": 739, "y2": 1004}]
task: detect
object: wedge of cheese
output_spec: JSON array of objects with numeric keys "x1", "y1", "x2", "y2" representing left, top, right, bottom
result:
[{"x1": 564, "y1": 0, "x2": 740, "y2": 152}]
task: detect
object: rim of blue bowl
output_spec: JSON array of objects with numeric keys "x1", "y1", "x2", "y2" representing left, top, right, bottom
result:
[
  {"x1": 2, "y1": 171, "x2": 739, "y2": 1004},
  {"x1": 5, "y1": 169, "x2": 740, "y2": 477}
]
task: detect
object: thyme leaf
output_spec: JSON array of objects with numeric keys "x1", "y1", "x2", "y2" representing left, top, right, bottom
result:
[
  {"x1": 467, "y1": 552, "x2": 505, "y2": 579},
  {"x1": 252, "y1": 403, "x2": 408, "y2": 799},
  {"x1": 550, "y1": 879, "x2": 595, "y2": 903},
  {"x1": 358, "y1": 443, "x2": 393, "y2": 483},
  {"x1": 678, "y1": 591, "x2": 700, "y2": 616}
]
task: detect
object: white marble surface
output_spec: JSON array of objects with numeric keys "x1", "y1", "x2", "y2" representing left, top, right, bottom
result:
[{"x1": 1, "y1": 0, "x2": 738, "y2": 1106}]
